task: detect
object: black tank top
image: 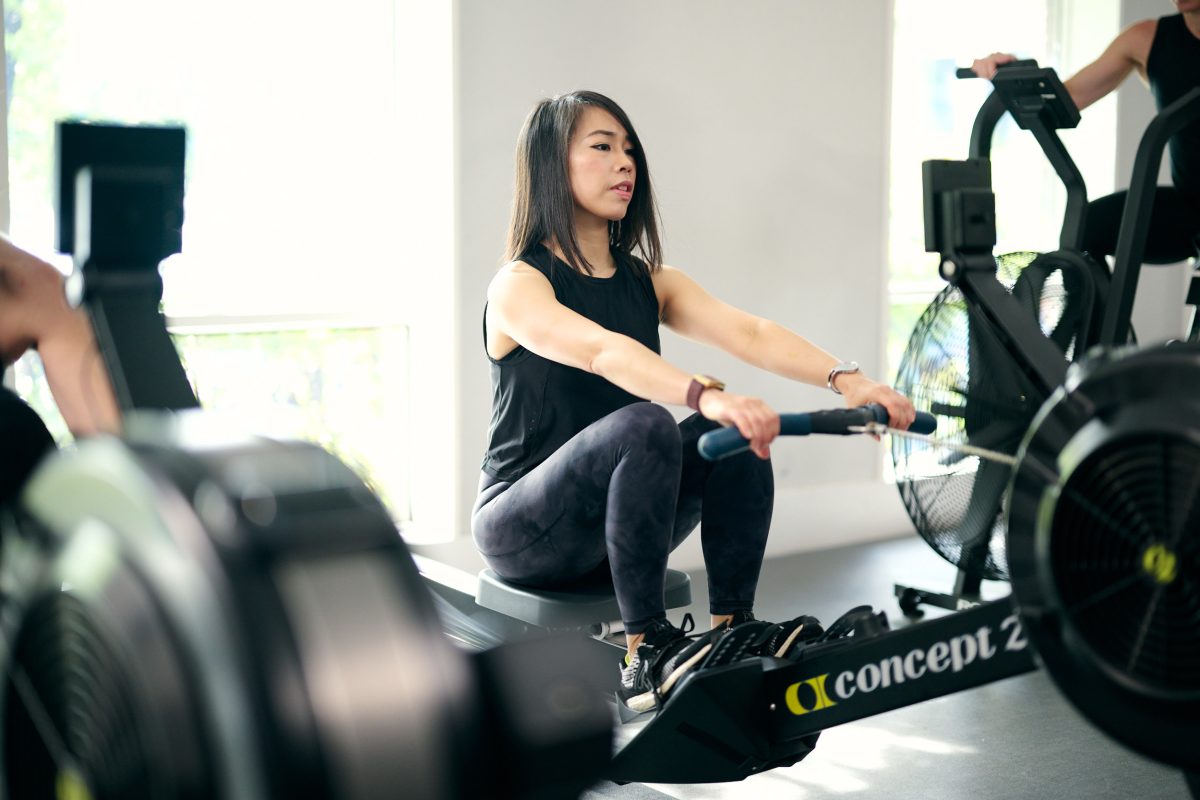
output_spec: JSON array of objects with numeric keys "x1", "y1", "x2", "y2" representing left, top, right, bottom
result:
[
  {"x1": 481, "y1": 243, "x2": 661, "y2": 481},
  {"x1": 1147, "y1": 14, "x2": 1200, "y2": 198}
]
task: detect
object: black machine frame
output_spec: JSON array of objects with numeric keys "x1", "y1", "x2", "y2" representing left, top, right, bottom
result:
[
  {"x1": 417, "y1": 407, "x2": 1053, "y2": 786},
  {"x1": 422, "y1": 376, "x2": 1197, "y2": 789},
  {"x1": 54, "y1": 120, "x2": 199, "y2": 413},
  {"x1": 606, "y1": 596, "x2": 1036, "y2": 783},
  {"x1": 894, "y1": 61, "x2": 1200, "y2": 618}
]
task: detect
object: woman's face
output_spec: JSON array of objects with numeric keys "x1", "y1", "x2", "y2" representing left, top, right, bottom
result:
[
  {"x1": 1176, "y1": 0, "x2": 1200, "y2": 12},
  {"x1": 567, "y1": 105, "x2": 637, "y2": 226}
]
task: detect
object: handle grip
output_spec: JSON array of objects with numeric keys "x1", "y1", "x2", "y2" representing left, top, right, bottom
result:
[
  {"x1": 697, "y1": 404, "x2": 936, "y2": 461},
  {"x1": 956, "y1": 58, "x2": 1038, "y2": 81}
]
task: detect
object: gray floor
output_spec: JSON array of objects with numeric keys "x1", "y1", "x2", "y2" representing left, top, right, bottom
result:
[{"x1": 583, "y1": 536, "x2": 1195, "y2": 800}]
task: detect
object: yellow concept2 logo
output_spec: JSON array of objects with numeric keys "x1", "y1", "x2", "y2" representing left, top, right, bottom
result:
[{"x1": 784, "y1": 673, "x2": 836, "y2": 715}]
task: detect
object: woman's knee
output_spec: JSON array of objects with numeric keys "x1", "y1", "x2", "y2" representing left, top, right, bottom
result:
[{"x1": 609, "y1": 402, "x2": 682, "y2": 455}]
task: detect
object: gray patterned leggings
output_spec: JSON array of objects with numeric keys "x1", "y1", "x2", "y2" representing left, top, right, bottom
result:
[{"x1": 471, "y1": 402, "x2": 773, "y2": 634}]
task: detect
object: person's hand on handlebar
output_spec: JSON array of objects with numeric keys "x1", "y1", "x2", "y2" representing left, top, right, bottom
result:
[
  {"x1": 832, "y1": 373, "x2": 917, "y2": 431},
  {"x1": 970, "y1": 52, "x2": 1018, "y2": 80},
  {"x1": 697, "y1": 390, "x2": 780, "y2": 461}
]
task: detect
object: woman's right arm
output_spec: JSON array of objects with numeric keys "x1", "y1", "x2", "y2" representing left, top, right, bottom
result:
[
  {"x1": 971, "y1": 19, "x2": 1156, "y2": 111},
  {"x1": 486, "y1": 262, "x2": 780, "y2": 457},
  {"x1": 1062, "y1": 19, "x2": 1156, "y2": 110}
]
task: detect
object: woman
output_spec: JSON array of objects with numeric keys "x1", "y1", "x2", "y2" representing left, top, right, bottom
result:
[
  {"x1": 973, "y1": 0, "x2": 1200, "y2": 264},
  {"x1": 472, "y1": 90, "x2": 915, "y2": 710}
]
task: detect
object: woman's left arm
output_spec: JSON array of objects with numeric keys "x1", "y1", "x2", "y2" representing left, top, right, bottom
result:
[{"x1": 654, "y1": 266, "x2": 916, "y2": 428}]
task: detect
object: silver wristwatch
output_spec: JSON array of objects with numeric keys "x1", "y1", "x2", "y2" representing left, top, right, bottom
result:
[{"x1": 827, "y1": 361, "x2": 861, "y2": 394}]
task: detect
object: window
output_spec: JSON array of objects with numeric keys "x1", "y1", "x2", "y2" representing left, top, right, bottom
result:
[
  {"x1": 5, "y1": 0, "x2": 456, "y2": 542},
  {"x1": 174, "y1": 320, "x2": 412, "y2": 519},
  {"x1": 887, "y1": 0, "x2": 1119, "y2": 376}
]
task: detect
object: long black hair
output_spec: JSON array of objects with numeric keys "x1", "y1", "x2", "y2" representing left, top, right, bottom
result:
[{"x1": 504, "y1": 90, "x2": 662, "y2": 276}]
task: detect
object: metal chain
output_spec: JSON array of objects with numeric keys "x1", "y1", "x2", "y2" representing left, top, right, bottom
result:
[
  {"x1": 850, "y1": 423, "x2": 1018, "y2": 466},
  {"x1": 861, "y1": 422, "x2": 1120, "y2": 538}
]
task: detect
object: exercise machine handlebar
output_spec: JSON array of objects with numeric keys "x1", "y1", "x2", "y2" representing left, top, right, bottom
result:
[
  {"x1": 1100, "y1": 86, "x2": 1200, "y2": 345},
  {"x1": 697, "y1": 403, "x2": 936, "y2": 461},
  {"x1": 955, "y1": 60, "x2": 1085, "y2": 251},
  {"x1": 952, "y1": 60, "x2": 1045, "y2": 80}
]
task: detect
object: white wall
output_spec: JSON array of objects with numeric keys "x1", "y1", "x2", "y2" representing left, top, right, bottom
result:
[{"x1": 446, "y1": 1, "x2": 904, "y2": 571}]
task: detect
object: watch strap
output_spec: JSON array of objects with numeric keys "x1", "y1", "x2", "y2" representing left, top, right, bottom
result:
[{"x1": 687, "y1": 374, "x2": 725, "y2": 411}]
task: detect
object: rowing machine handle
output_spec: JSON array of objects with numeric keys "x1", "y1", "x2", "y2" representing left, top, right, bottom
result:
[{"x1": 697, "y1": 403, "x2": 937, "y2": 461}]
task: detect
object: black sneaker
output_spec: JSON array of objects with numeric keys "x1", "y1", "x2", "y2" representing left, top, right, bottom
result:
[
  {"x1": 701, "y1": 619, "x2": 774, "y2": 666},
  {"x1": 758, "y1": 614, "x2": 824, "y2": 659},
  {"x1": 724, "y1": 609, "x2": 757, "y2": 628},
  {"x1": 618, "y1": 616, "x2": 689, "y2": 699},
  {"x1": 618, "y1": 614, "x2": 722, "y2": 713},
  {"x1": 816, "y1": 605, "x2": 888, "y2": 643},
  {"x1": 767, "y1": 606, "x2": 886, "y2": 663}
]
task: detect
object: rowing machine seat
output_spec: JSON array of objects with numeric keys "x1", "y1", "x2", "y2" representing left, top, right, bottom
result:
[{"x1": 476, "y1": 568, "x2": 692, "y2": 629}]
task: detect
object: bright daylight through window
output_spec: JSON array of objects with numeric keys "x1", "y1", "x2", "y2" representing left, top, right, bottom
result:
[{"x1": 4, "y1": 0, "x2": 455, "y2": 540}]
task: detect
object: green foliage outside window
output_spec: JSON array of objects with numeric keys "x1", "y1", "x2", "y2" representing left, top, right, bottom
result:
[{"x1": 12, "y1": 325, "x2": 412, "y2": 522}]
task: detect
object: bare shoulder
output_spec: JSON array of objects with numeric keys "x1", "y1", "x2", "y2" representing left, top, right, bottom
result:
[
  {"x1": 1123, "y1": 17, "x2": 1158, "y2": 40},
  {"x1": 649, "y1": 264, "x2": 692, "y2": 307},
  {"x1": 1117, "y1": 18, "x2": 1157, "y2": 66},
  {"x1": 496, "y1": 258, "x2": 542, "y2": 279},
  {"x1": 650, "y1": 263, "x2": 691, "y2": 291},
  {"x1": 488, "y1": 259, "x2": 551, "y2": 298}
]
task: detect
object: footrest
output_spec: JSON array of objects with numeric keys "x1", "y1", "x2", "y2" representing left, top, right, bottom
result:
[
  {"x1": 476, "y1": 568, "x2": 692, "y2": 629},
  {"x1": 609, "y1": 658, "x2": 819, "y2": 783}
]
